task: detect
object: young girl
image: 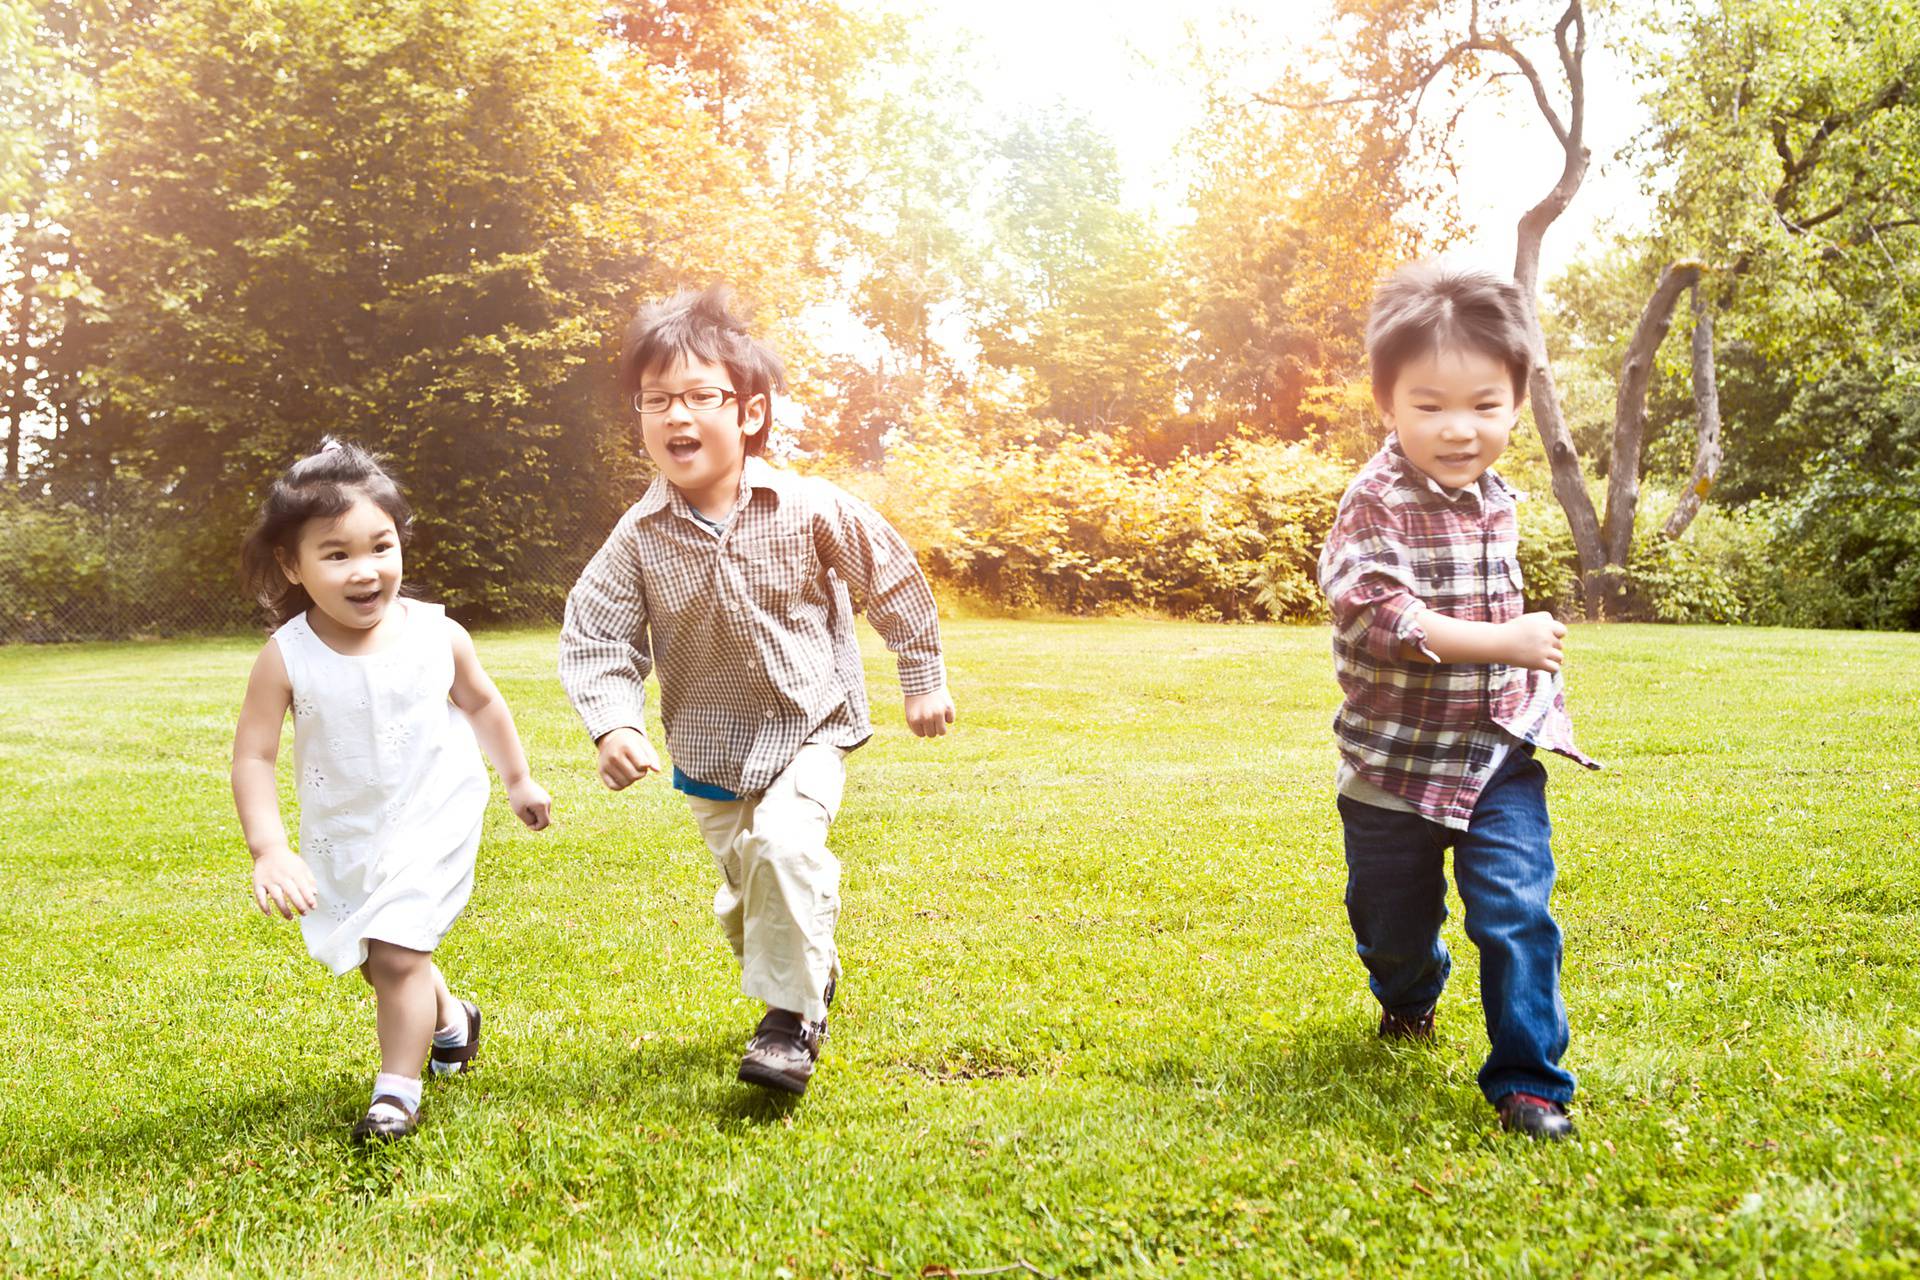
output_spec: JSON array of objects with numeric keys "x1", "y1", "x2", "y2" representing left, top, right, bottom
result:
[{"x1": 230, "y1": 439, "x2": 551, "y2": 1144}]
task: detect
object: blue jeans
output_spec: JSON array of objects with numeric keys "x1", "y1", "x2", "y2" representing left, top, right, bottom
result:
[{"x1": 1337, "y1": 746, "x2": 1574, "y2": 1105}]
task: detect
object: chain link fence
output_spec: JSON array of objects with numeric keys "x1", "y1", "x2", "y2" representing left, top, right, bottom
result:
[{"x1": 0, "y1": 485, "x2": 635, "y2": 644}]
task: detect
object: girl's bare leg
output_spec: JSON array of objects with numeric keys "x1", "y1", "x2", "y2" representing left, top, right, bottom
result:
[
  {"x1": 360, "y1": 940, "x2": 437, "y2": 1078},
  {"x1": 429, "y1": 961, "x2": 463, "y2": 1031}
]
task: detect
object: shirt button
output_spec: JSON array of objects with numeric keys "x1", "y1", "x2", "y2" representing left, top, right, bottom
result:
[{"x1": 763, "y1": 709, "x2": 775, "y2": 720}]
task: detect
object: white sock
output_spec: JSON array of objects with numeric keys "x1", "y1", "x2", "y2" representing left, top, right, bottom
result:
[
  {"x1": 432, "y1": 1010, "x2": 468, "y2": 1049},
  {"x1": 372, "y1": 1071, "x2": 422, "y2": 1116}
]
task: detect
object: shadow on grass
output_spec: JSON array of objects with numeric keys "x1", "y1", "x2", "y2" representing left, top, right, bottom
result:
[
  {"x1": 3, "y1": 1024, "x2": 816, "y2": 1183},
  {"x1": 3, "y1": 1076, "x2": 377, "y2": 1182},
  {"x1": 1129, "y1": 1017, "x2": 1484, "y2": 1146}
]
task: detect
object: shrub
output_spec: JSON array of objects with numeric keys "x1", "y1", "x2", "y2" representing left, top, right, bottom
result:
[{"x1": 851, "y1": 413, "x2": 1352, "y2": 620}]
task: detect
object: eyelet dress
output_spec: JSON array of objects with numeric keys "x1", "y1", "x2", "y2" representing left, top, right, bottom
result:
[{"x1": 274, "y1": 600, "x2": 490, "y2": 975}]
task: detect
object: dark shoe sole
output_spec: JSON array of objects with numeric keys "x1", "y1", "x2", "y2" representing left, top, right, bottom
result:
[
  {"x1": 1378, "y1": 1012, "x2": 1437, "y2": 1042},
  {"x1": 738, "y1": 1057, "x2": 812, "y2": 1096},
  {"x1": 350, "y1": 1121, "x2": 415, "y2": 1146},
  {"x1": 1502, "y1": 1117, "x2": 1576, "y2": 1141}
]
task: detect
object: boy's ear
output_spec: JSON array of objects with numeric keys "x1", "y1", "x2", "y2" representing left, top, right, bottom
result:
[
  {"x1": 274, "y1": 546, "x2": 301, "y2": 585},
  {"x1": 741, "y1": 392, "x2": 768, "y2": 437}
]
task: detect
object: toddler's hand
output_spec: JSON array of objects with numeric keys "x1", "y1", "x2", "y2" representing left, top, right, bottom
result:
[
  {"x1": 251, "y1": 848, "x2": 317, "y2": 919},
  {"x1": 509, "y1": 777, "x2": 552, "y2": 830},
  {"x1": 1504, "y1": 611, "x2": 1568, "y2": 673},
  {"x1": 904, "y1": 687, "x2": 956, "y2": 738},
  {"x1": 596, "y1": 726, "x2": 661, "y2": 791}
]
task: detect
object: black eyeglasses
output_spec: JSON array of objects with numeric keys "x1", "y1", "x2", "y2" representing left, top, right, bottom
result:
[{"x1": 633, "y1": 387, "x2": 740, "y2": 415}]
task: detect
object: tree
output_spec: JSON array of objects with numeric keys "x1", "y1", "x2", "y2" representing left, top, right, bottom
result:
[
  {"x1": 0, "y1": 0, "x2": 151, "y2": 485},
  {"x1": 975, "y1": 109, "x2": 1183, "y2": 439},
  {"x1": 58, "y1": 0, "x2": 800, "y2": 615},
  {"x1": 1291, "y1": 0, "x2": 1920, "y2": 609},
  {"x1": 1633, "y1": 0, "x2": 1920, "y2": 536},
  {"x1": 1182, "y1": 50, "x2": 1417, "y2": 442}
]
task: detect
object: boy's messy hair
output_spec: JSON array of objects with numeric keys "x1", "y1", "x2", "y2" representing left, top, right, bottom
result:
[
  {"x1": 1367, "y1": 262, "x2": 1534, "y2": 408},
  {"x1": 239, "y1": 437, "x2": 412, "y2": 627},
  {"x1": 620, "y1": 284, "x2": 787, "y2": 457}
]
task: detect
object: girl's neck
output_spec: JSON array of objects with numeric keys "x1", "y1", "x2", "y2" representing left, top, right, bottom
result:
[{"x1": 307, "y1": 598, "x2": 409, "y2": 656}]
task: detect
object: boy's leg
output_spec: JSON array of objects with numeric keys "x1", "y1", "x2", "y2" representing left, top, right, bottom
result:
[
  {"x1": 1338, "y1": 794, "x2": 1452, "y2": 1021},
  {"x1": 734, "y1": 743, "x2": 846, "y2": 1023},
  {"x1": 687, "y1": 795, "x2": 755, "y2": 966},
  {"x1": 1452, "y1": 748, "x2": 1575, "y2": 1107}
]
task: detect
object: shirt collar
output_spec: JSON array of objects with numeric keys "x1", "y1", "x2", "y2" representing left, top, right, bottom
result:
[
  {"x1": 632, "y1": 456, "x2": 786, "y2": 523},
  {"x1": 1382, "y1": 434, "x2": 1516, "y2": 512}
]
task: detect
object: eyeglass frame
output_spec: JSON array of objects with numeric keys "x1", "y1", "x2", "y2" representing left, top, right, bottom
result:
[{"x1": 631, "y1": 386, "x2": 746, "y2": 416}]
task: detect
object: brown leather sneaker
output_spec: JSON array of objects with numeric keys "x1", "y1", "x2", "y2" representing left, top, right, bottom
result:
[{"x1": 737, "y1": 1009, "x2": 821, "y2": 1095}]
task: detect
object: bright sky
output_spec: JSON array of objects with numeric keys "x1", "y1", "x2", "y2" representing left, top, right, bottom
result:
[{"x1": 886, "y1": 0, "x2": 1651, "y2": 281}]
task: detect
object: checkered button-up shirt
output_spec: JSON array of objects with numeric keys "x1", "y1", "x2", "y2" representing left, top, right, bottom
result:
[
  {"x1": 559, "y1": 457, "x2": 946, "y2": 796},
  {"x1": 1318, "y1": 439, "x2": 1597, "y2": 830}
]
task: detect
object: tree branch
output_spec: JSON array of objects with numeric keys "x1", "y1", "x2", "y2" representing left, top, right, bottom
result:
[
  {"x1": 1663, "y1": 283, "x2": 1722, "y2": 540},
  {"x1": 1602, "y1": 258, "x2": 1705, "y2": 566}
]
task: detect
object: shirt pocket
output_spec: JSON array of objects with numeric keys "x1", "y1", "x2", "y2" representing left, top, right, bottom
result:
[{"x1": 732, "y1": 537, "x2": 816, "y2": 614}]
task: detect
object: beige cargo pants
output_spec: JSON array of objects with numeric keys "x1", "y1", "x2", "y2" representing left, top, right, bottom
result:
[{"x1": 685, "y1": 743, "x2": 847, "y2": 1023}]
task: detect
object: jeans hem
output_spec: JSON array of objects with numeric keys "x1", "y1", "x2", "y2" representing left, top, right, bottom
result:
[{"x1": 1483, "y1": 1079, "x2": 1575, "y2": 1107}]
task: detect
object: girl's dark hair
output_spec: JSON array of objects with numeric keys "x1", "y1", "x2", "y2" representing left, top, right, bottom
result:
[
  {"x1": 239, "y1": 437, "x2": 412, "y2": 627},
  {"x1": 1367, "y1": 262, "x2": 1535, "y2": 407},
  {"x1": 620, "y1": 283, "x2": 787, "y2": 457}
]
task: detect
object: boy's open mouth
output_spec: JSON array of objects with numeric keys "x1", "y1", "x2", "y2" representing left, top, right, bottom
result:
[{"x1": 665, "y1": 435, "x2": 701, "y2": 460}]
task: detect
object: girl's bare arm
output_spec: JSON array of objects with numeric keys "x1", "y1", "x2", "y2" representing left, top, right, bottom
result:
[
  {"x1": 448, "y1": 623, "x2": 552, "y2": 830},
  {"x1": 232, "y1": 641, "x2": 315, "y2": 916}
]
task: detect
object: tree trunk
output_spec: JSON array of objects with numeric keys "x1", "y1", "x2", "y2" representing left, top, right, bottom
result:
[
  {"x1": 1502, "y1": 1, "x2": 1609, "y2": 604},
  {"x1": 1663, "y1": 284, "x2": 1722, "y2": 540},
  {"x1": 1602, "y1": 259, "x2": 1704, "y2": 565}
]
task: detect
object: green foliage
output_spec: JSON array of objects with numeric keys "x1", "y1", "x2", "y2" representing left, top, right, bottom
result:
[
  {"x1": 0, "y1": 489, "x2": 109, "y2": 639},
  {"x1": 974, "y1": 111, "x2": 1184, "y2": 437},
  {"x1": 0, "y1": 486, "x2": 252, "y2": 640},
  {"x1": 845, "y1": 407, "x2": 1351, "y2": 620},
  {"x1": 55, "y1": 0, "x2": 811, "y2": 617}
]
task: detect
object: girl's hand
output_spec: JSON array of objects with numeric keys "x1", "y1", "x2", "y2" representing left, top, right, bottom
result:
[
  {"x1": 904, "y1": 687, "x2": 956, "y2": 738},
  {"x1": 596, "y1": 727, "x2": 661, "y2": 791},
  {"x1": 252, "y1": 848, "x2": 317, "y2": 919},
  {"x1": 509, "y1": 777, "x2": 553, "y2": 830}
]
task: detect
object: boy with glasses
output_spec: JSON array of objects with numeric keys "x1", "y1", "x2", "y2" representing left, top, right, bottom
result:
[{"x1": 560, "y1": 285, "x2": 955, "y2": 1096}]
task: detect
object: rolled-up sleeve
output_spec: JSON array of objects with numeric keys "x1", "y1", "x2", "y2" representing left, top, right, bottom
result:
[
  {"x1": 559, "y1": 510, "x2": 654, "y2": 741},
  {"x1": 1318, "y1": 490, "x2": 1439, "y2": 663},
  {"x1": 810, "y1": 481, "x2": 946, "y2": 696}
]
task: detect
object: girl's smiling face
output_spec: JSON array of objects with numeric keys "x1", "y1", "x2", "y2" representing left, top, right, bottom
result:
[
  {"x1": 1379, "y1": 344, "x2": 1524, "y2": 490},
  {"x1": 278, "y1": 495, "x2": 404, "y2": 640},
  {"x1": 637, "y1": 354, "x2": 766, "y2": 515}
]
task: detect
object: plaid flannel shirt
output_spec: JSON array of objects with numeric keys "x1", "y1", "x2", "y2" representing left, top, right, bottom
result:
[
  {"x1": 559, "y1": 457, "x2": 946, "y2": 797},
  {"x1": 1318, "y1": 438, "x2": 1597, "y2": 830}
]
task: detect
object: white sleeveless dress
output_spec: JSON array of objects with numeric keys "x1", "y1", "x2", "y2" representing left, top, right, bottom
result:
[{"x1": 274, "y1": 600, "x2": 490, "y2": 975}]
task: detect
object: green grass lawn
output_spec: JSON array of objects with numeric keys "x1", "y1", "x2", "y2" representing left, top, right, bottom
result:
[{"x1": 1, "y1": 619, "x2": 1917, "y2": 1277}]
